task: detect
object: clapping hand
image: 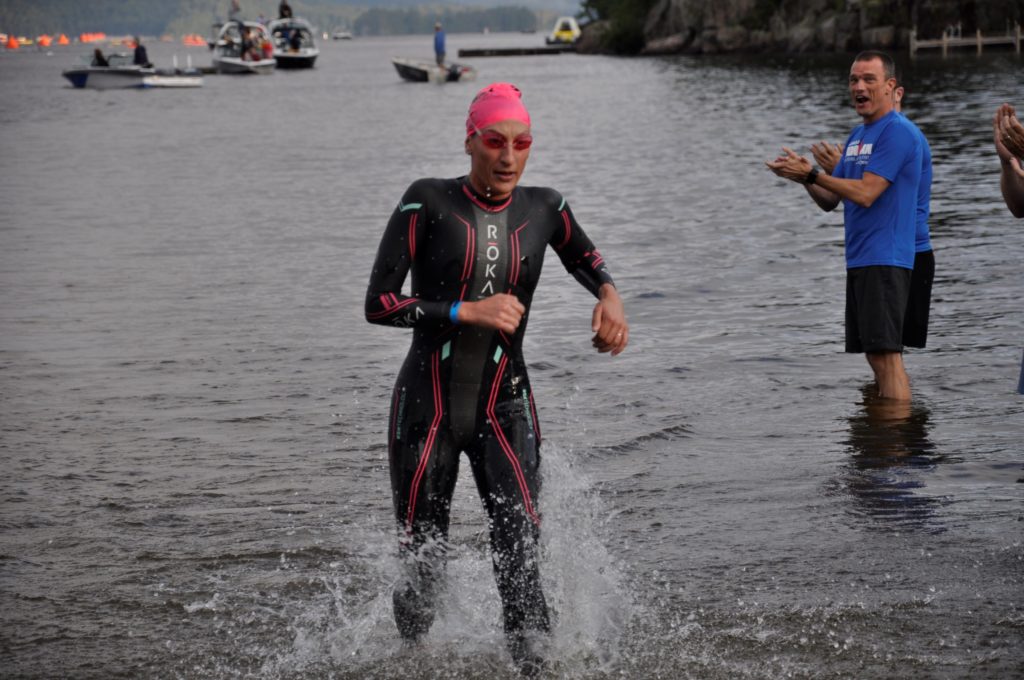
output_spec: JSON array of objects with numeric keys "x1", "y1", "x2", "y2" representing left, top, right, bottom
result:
[
  {"x1": 994, "y1": 103, "x2": 1024, "y2": 163},
  {"x1": 766, "y1": 147, "x2": 814, "y2": 183},
  {"x1": 811, "y1": 141, "x2": 843, "y2": 175}
]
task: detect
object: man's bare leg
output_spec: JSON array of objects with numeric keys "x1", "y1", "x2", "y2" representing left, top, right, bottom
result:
[{"x1": 866, "y1": 351, "x2": 911, "y2": 401}]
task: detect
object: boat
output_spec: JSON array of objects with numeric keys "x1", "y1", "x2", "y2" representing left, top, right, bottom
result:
[
  {"x1": 267, "y1": 17, "x2": 319, "y2": 69},
  {"x1": 210, "y1": 21, "x2": 276, "y2": 74},
  {"x1": 391, "y1": 57, "x2": 476, "y2": 83},
  {"x1": 63, "y1": 52, "x2": 204, "y2": 89},
  {"x1": 62, "y1": 52, "x2": 148, "y2": 89},
  {"x1": 331, "y1": 30, "x2": 353, "y2": 40},
  {"x1": 545, "y1": 16, "x2": 581, "y2": 45},
  {"x1": 63, "y1": 52, "x2": 203, "y2": 89}
]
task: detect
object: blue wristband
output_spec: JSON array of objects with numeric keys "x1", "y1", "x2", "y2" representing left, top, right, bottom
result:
[{"x1": 449, "y1": 301, "x2": 462, "y2": 324}]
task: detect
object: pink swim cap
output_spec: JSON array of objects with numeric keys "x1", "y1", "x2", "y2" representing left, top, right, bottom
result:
[{"x1": 465, "y1": 82, "x2": 531, "y2": 137}]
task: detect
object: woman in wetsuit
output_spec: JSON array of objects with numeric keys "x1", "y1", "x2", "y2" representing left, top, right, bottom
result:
[{"x1": 364, "y1": 83, "x2": 629, "y2": 673}]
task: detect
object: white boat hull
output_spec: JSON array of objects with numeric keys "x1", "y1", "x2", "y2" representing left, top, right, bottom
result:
[
  {"x1": 142, "y1": 72, "x2": 203, "y2": 88},
  {"x1": 213, "y1": 56, "x2": 276, "y2": 74},
  {"x1": 63, "y1": 66, "x2": 146, "y2": 89}
]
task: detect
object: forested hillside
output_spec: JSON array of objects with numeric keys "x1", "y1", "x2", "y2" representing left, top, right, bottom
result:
[
  {"x1": 354, "y1": 6, "x2": 537, "y2": 35},
  {"x1": 579, "y1": 0, "x2": 1024, "y2": 54},
  {"x1": 0, "y1": 0, "x2": 568, "y2": 37}
]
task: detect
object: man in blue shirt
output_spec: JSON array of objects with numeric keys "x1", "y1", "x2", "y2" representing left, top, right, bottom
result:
[
  {"x1": 812, "y1": 80, "x2": 934, "y2": 351},
  {"x1": 767, "y1": 51, "x2": 922, "y2": 402},
  {"x1": 434, "y1": 22, "x2": 446, "y2": 67}
]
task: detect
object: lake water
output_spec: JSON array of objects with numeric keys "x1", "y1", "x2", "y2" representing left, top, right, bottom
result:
[{"x1": 1, "y1": 32, "x2": 1022, "y2": 679}]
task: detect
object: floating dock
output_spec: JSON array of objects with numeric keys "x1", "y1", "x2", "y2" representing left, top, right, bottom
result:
[
  {"x1": 910, "y1": 23, "x2": 1021, "y2": 56},
  {"x1": 457, "y1": 45, "x2": 575, "y2": 57}
]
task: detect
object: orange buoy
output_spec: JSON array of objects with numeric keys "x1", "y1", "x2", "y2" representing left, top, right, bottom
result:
[
  {"x1": 58, "y1": 34, "x2": 70, "y2": 45},
  {"x1": 38, "y1": 34, "x2": 52, "y2": 47},
  {"x1": 5, "y1": 36, "x2": 18, "y2": 49}
]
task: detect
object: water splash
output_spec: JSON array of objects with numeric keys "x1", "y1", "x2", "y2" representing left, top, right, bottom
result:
[
  {"x1": 537, "y1": 441, "x2": 637, "y2": 674},
  {"x1": 255, "y1": 440, "x2": 637, "y2": 678}
]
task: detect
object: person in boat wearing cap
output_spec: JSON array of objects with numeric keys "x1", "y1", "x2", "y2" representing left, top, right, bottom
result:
[{"x1": 365, "y1": 82, "x2": 628, "y2": 673}]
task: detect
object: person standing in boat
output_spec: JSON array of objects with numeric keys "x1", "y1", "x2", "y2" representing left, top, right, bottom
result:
[
  {"x1": 132, "y1": 36, "x2": 151, "y2": 68},
  {"x1": 227, "y1": 0, "x2": 247, "y2": 40},
  {"x1": 434, "y1": 22, "x2": 446, "y2": 67},
  {"x1": 91, "y1": 48, "x2": 109, "y2": 67},
  {"x1": 288, "y1": 27, "x2": 302, "y2": 52},
  {"x1": 364, "y1": 82, "x2": 628, "y2": 675},
  {"x1": 278, "y1": 1, "x2": 293, "y2": 20},
  {"x1": 228, "y1": 0, "x2": 242, "y2": 25},
  {"x1": 239, "y1": 26, "x2": 254, "y2": 60}
]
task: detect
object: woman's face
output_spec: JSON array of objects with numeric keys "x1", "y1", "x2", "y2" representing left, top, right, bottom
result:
[{"x1": 465, "y1": 120, "x2": 532, "y2": 201}]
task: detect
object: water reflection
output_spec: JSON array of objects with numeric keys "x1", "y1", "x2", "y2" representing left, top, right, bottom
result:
[{"x1": 840, "y1": 386, "x2": 946, "y2": 531}]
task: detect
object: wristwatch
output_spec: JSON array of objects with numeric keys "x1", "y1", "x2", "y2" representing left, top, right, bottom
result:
[{"x1": 805, "y1": 167, "x2": 820, "y2": 185}]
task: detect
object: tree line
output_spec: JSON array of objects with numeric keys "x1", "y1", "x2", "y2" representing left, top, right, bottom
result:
[
  {"x1": 0, "y1": 0, "x2": 549, "y2": 37},
  {"x1": 354, "y1": 7, "x2": 537, "y2": 36}
]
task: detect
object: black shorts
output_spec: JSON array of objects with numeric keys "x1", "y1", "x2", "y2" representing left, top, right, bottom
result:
[
  {"x1": 902, "y1": 249, "x2": 934, "y2": 349},
  {"x1": 845, "y1": 265, "x2": 912, "y2": 353}
]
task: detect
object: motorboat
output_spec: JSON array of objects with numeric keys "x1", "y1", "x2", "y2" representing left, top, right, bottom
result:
[
  {"x1": 268, "y1": 17, "x2": 319, "y2": 69},
  {"x1": 391, "y1": 57, "x2": 476, "y2": 83},
  {"x1": 331, "y1": 30, "x2": 353, "y2": 40},
  {"x1": 545, "y1": 16, "x2": 581, "y2": 45},
  {"x1": 63, "y1": 52, "x2": 204, "y2": 89},
  {"x1": 210, "y1": 21, "x2": 276, "y2": 74},
  {"x1": 62, "y1": 52, "x2": 147, "y2": 89}
]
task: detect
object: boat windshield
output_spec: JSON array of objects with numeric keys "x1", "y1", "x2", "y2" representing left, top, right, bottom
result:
[
  {"x1": 271, "y1": 25, "x2": 313, "y2": 49},
  {"x1": 79, "y1": 51, "x2": 134, "y2": 67},
  {"x1": 217, "y1": 23, "x2": 269, "y2": 57},
  {"x1": 106, "y1": 53, "x2": 134, "y2": 67},
  {"x1": 219, "y1": 23, "x2": 268, "y2": 43}
]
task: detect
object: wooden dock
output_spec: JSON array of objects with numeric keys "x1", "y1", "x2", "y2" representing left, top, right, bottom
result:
[
  {"x1": 910, "y1": 24, "x2": 1021, "y2": 56},
  {"x1": 457, "y1": 45, "x2": 574, "y2": 58}
]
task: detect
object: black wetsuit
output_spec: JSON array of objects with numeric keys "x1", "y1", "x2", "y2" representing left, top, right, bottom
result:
[{"x1": 365, "y1": 177, "x2": 615, "y2": 657}]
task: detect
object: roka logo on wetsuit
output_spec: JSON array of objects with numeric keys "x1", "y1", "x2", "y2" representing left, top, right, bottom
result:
[
  {"x1": 392, "y1": 305, "x2": 425, "y2": 328},
  {"x1": 480, "y1": 223, "x2": 501, "y2": 297}
]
